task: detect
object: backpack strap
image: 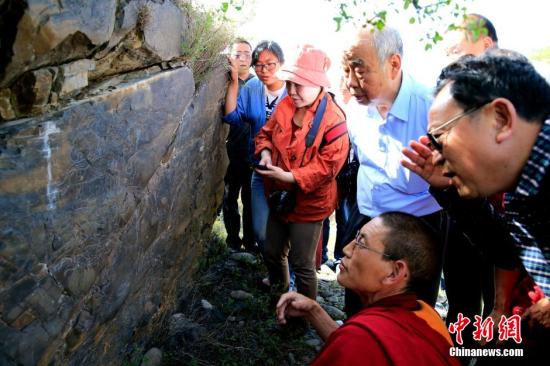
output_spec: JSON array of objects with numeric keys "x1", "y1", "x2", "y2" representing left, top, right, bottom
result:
[
  {"x1": 323, "y1": 121, "x2": 348, "y2": 145},
  {"x1": 305, "y1": 95, "x2": 328, "y2": 148}
]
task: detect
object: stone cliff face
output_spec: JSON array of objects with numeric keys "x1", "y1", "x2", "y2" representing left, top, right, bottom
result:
[{"x1": 0, "y1": 1, "x2": 229, "y2": 365}]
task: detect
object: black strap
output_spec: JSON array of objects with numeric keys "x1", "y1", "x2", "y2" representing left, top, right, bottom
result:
[
  {"x1": 305, "y1": 95, "x2": 327, "y2": 147},
  {"x1": 266, "y1": 95, "x2": 279, "y2": 110}
]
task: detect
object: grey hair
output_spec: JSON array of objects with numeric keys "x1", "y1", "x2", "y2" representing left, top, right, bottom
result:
[{"x1": 370, "y1": 26, "x2": 403, "y2": 64}]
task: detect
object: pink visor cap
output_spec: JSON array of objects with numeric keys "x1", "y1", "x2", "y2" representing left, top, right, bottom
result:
[{"x1": 278, "y1": 45, "x2": 331, "y2": 88}]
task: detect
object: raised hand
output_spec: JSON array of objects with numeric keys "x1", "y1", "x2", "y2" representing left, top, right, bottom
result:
[
  {"x1": 228, "y1": 55, "x2": 240, "y2": 82},
  {"x1": 401, "y1": 135, "x2": 452, "y2": 189}
]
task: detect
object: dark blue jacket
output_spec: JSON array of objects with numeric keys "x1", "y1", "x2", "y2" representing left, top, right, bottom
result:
[{"x1": 223, "y1": 77, "x2": 287, "y2": 162}]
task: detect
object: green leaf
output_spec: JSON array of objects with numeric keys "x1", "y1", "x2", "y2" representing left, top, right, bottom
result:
[
  {"x1": 409, "y1": 16, "x2": 416, "y2": 24},
  {"x1": 471, "y1": 28, "x2": 480, "y2": 42},
  {"x1": 339, "y1": 3, "x2": 351, "y2": 19},
  {"x1": 333, "y1": 16, "x2": 343, "y2": 32},
  {"x1": 221, "y1": 2, "x2": 228, "y2": 13}
]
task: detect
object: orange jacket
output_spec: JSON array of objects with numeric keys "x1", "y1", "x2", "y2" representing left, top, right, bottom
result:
[{"x1": 255, "y1": 92, "x2": 349, "y2": 222}]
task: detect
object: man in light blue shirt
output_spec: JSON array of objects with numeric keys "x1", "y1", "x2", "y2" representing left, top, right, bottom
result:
[
  {"x1": 347, "y1": 74, "x2": 440, "y2": 218},
  {"x1": 340, "y1": 26, "x2": 448, "y2": 317}
]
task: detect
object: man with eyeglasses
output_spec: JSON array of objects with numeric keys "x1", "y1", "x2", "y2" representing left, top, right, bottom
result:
[
  {"x1": 402, "y1": 49, "x2": 550, "y2": 359},
  {"x1": 412, "y1": 17, "x2": 527, "y2": 360},
  {"x1": 276, "y1": 212, "x2": 460, "y2": 366},
  {"x1": 340, "y1": 26, "x2": 452, "y2": 316},
  {"x1": 221, "y1": 38, "x2": 256, "y2": 252}
]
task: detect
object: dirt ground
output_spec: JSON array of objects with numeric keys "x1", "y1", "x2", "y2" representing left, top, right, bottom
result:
[
  {"x1": 125, "y1": 212, "x2": 447, "y2": 366},
  {"x1": 128, "y1": 216, "x2": 344, "y2": 366}
]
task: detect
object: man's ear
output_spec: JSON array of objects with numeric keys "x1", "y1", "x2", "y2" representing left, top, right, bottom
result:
[
  {"x1": 388, "y1": 54, "x2": 402, "y2": 80},
  {"x1": 383, "y1": 260, "x2": 409, "y2": 285},
  {"x1": 491, "y1": 98, "x2": 516, "y2": 144},
  {"x1": 482, "y1": 36, "x2": 494, "y2": 50}
]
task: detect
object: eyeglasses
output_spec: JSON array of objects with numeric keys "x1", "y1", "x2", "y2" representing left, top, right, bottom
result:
[
  {"x1": 254, "y1": 62, "x2": 278, "y2": 72},
  {"x1": 232, "y1": 52, "x2": 251, "y2": 60},
  {"x1": 353, "y1": 231, "x2": 394, "y2": 259},
  {"x1": 426, "y1": 102, "x2": 489, "y2": 152}
]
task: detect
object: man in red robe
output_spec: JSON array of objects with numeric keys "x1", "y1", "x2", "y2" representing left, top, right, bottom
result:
[{"x1": 276, "y1": 212, "x2": 460, "y2": 365}]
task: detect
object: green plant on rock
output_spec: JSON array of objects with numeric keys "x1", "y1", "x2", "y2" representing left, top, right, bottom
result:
[{"x1": 176, "y1": 1, "x2": 235, "y2": 84}]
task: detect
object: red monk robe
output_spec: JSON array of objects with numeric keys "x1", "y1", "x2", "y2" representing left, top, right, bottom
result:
[{"x1": 311, "y1": 293, "x2": 460, "y2": 366}]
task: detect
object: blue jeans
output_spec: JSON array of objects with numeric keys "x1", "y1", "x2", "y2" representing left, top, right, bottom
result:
[
  {"x1": 251, "y1": 171, "x2": 269, "y2": 252},
  {"x1": 251, "y1": 172, "x2": 294, "y2": 286}
]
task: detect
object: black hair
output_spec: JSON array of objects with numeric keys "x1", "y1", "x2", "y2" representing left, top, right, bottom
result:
[
  {"x1": 435, "y1": 49, "x2": 550, "y2": 123},
  {"x1": 378, "y1": 212, "x2": 440, "y2": 295},
  {"x1": 467, "y1": 14, "x2": 498, "y2": 43},
  {"x1": 252, "y1": 40, "x2": 284, "y2": 66},
  {"x1": 233, "y1": 37, "x2": 252, "y2": 50}
]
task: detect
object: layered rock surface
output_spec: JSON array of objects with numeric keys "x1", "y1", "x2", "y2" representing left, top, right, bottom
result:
[
  {"x1": 0, "y1": 1, "x2": 229, "y2": 365},
  {"x1": 0, "y1": 0, "x2": 190, "y2": 122}
]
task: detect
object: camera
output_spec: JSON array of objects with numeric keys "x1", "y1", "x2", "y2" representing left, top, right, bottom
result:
[
  {"x1": 268, "y1": 190, "x2": 296, "y2": 214},
  {"x1": 252, "y1": 163, "x2": 270, "y2": 171},
  {"x1": 336, "y1": 159, "x2": 359, "y2": 198}
]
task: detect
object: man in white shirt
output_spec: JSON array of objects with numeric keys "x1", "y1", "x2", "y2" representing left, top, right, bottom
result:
[{"x1": 340, "y1": 26, "x2": 481, "y2": 338}]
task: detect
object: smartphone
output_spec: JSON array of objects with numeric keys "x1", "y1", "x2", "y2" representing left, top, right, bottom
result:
[{"x1": 253, "y1": 163, "x2": 270, "y2": 171}]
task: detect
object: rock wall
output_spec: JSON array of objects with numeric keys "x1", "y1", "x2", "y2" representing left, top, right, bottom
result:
[
  {"x1": 0, "y1": 0, "x2": 189, "y2": 120},
  {"x1": 0, "y1": 1, "x2": 229, "y2": 365}
]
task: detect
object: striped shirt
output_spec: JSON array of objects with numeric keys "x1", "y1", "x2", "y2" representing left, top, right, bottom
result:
[{"x1": 504, "y1": 119, "x2": 550, "y2": 295}]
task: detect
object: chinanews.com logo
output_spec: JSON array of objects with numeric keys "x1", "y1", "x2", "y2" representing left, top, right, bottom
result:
[
  {"x1": 450, "y1": 347, "x2": 523, "y2": 357},
  {"x1": 448, "y1": 313, "x2": 524, "y2": 358}
]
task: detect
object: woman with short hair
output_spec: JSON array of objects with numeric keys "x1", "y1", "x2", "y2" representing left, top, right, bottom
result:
[{"x1": 255, "y1": 45, "x2": 349, "y2": 299}]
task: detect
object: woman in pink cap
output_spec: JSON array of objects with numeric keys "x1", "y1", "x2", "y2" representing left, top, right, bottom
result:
[{"x1": 255, "y1": 45, "x2": 350, "y2": 299}]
